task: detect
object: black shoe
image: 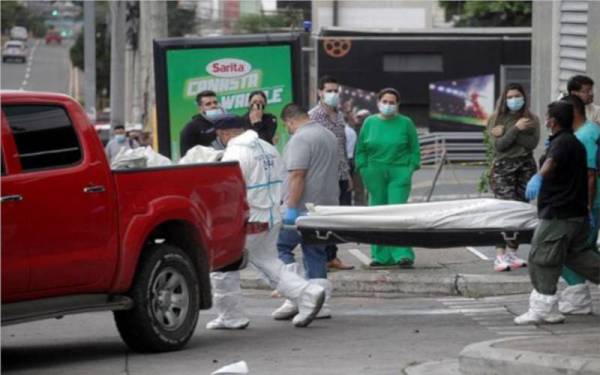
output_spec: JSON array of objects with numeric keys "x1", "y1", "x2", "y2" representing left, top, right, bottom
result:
[{"x1": 396, "y1": 259, "x2": 414, "y2": 268}]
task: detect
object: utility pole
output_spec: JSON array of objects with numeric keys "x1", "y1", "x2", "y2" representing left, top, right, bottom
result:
[
  {"x1": 110, "y1": 1, "x2": 126, "y2": 128},
  {"x1": 83, "y1": 1, "x2": 96, "y2": 119},
  {"x1": 138, "y1": 1, "x2": 167, "y2": 129}
]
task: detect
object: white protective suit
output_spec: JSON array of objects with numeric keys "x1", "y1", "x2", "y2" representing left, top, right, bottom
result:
[{"x1": 207, "y1": 130, "x2": 324, "y2": 329}]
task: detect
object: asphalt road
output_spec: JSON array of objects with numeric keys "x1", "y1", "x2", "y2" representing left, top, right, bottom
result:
[
  {"x1": 3, "y1": 291, "x2": 599, "y2": 375},
  {"x1": 1, "y1": 39, "x2": 71, "y2": 94}
]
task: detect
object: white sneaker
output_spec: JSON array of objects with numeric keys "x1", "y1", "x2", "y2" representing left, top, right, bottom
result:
[
  {"x1": 494, "y1": 255, "x2": 511, "y2": 272},
  {"x1": 206, "y1": 317, "x2": 250, "y2": 330},
  {"x1": 559, "y1": 284, "x2": 593, "y2": 315},
  {"x1": 506, "y1": 251, "x2": 527, "y2": 269},
  {"x1": 292, "y1": 284, "x2": 325, "y2": 328},
  {"x1": 271, "y1": 299, "x2": 298, "y2": 320},
  {"x1": 514, "y1": 290, "x2": 565, "y2": 325}
]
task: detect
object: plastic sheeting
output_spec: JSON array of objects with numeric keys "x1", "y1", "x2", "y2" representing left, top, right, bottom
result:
[
  {"x1": 179, "y1": 145, "x2": 224, "y2": 164},
  {"x1": 110, "y1": 146, "x2": 172, "y2": 169},
  {"x1": 296, "y1": 199, "x2": 538, "y2": 231}
]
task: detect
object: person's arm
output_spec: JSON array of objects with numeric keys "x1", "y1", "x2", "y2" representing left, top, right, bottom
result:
[
  {"x1": 286, "y1": 169, "x2": 306, "y2": 209},
  {"x1": 493, "y1": 125, "x2": 520, "y2": 152},
  {"x1": 515, "y1": 117, "x2": 541, "y2": 150},
  {"x1": 587, "y1": 169, "x2": 597, "y2": 210},
  {"x1": 180, "y1": 123, "x2": 194, "y2": 156},
  {"x1": 539, "y1": 157, "x2": 556, "y2": 178},
  {"x1": 407, "y1": 119, "x2": 421, "y2": 171},
  {"x1": 354, "y1": 118, "x2": 369, "y2": 172}
]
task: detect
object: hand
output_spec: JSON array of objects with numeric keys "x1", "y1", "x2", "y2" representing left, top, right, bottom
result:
[
  {"x1": 544, "y1": 137, "x2": 550, "y2": 148},
  {"x1": 283, "y1": 207, "x2": 299, "y2": 225},
  {"x1": 347, "y1": 178, "x2": 354, "y2": 192},
  {"x1": 249, "y1": 104, "x2": 263, "y2": 124},
  {"x1": 491, "y1": 125, "x2": 504, "y2": 137},
  {"x1": 515, "y1": 118, "x2": 530, "y2": 131},
  {"x1": 525, "y1": 174, "x2": 543, "y2": 201}
]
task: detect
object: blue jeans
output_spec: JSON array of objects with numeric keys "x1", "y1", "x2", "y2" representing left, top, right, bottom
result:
[{"x1": 277, "y1": 228, "x2": 328, "y2": 279}]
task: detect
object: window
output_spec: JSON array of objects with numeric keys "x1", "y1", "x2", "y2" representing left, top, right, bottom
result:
[
  {"x1": 3, "y1": 105, "x2": 82, "y2": 171},
  {"x1": 383, "y1": 54, "x2": 443, "y2": 72}
]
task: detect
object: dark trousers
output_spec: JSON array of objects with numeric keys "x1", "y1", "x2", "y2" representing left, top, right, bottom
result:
[{"x1": 326, "y1": 179, "x2": 351, "y2": 262}]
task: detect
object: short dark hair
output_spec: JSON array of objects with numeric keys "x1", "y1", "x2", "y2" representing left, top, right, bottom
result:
[
  {"x1": 281, "y1": 103, "x2": 308, "y2": 121},
  {"x1": 248, "y1": 90, "x2": 267, "y2": 103},
  {"x1": 377, "y1": 87, "x2": 400, "y2": 102},
  {"x1": 114, "y1": 125, "x2": 125, "y2": 130},
  {"x1": 196, "y1": 90, "x2": 217, "y2": 105},
  {"x1": 318, "y1": 75, "x2": 338, "y2": 90},
  {"x1": 567, "y1": 75, "x2": 594, "y2": 93},
  {"x1": 547, "y1": 100, "x2": 574, "y2": 130},
  {"x1": 561, "y1": 94, "x2": 586, "y2": 118}
]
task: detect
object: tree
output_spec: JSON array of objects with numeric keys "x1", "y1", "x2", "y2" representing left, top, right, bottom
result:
[
  {"x1": 1, "y1": 0, "x2": 48, "y2": 37},
  {"x1": 69, "y1": 3, "x2": 111, "y2": 100},
  {"x1": 234, "y1": 9, "x2": 304, "y2": 34},
  {"x1": 167, "y1": 1, "x2": 195, "y2": 37},
  {"x1": 439, "y1": 1, "x2": 532, "y2": 27}
]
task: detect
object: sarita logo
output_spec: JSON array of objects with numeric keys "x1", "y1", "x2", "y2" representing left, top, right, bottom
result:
[{"x1": 207, "y1": 59, "x2": 252, "y2": 78}]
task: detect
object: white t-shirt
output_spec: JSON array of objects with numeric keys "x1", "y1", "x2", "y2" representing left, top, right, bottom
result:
[{"x1": 345, "y1": 125, "x2": 357, "y2": 159}]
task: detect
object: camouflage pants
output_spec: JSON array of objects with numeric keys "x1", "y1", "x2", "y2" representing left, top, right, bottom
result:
[
  {"x1": 490, "y1": 155, "x2": 537, "y2": 249},
  {"x1": 490, "y1": 156, "x2": 537, "y2": 202}
]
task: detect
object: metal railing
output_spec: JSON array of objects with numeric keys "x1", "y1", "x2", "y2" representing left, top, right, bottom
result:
[{"x1": 419, "y1": 132, "x2": 486, "y2": 165}]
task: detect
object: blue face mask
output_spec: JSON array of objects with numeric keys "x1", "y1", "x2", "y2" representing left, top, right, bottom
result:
[
  {"x1": 323, "y1": 92, "x2": 340, "y2": 107},
  {"x1": 506, "y1": 97, "x2": 525, "y2": 112},
  {"x1": 378, "y1": 103, "x2": 396, "y2": 116},
  {"x1": 204, "y1": 108, "x2": 223, "y2": 121},
  {"x1": 115, "y1": 134, "x2": 126, "y2": 143}
]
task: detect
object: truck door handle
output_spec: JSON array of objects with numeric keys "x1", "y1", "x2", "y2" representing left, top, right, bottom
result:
[
  {"x1": 1, "y1": 195, "x2": 23, "y2": 203},
  {"x1": 83, "y1": 185, "x2": 106, "y2": 194}
]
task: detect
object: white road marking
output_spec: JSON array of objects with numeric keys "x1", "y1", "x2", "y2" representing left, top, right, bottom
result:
[
  {"x1": 348, "y1": 248, "x2": 372, "y2": 266},
  {"x1": 466, "y1": 246, "x2": 490, "y2": 261},
  {"x1": 18, "y1": 40, "x2": 39, "y2": 90}
]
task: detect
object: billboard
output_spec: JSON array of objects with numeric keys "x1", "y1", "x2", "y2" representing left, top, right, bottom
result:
[
  {"x1": 428, "y1": 74, "x2": 495, "y2": 132},
  {"x1": 154, "y1": 34, "x2": 302, "y2": 159}
]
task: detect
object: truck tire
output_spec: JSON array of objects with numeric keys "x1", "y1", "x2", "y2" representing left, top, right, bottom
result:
[{"x1": 114, "y1": 244, "x2": 200, "y2": 352}]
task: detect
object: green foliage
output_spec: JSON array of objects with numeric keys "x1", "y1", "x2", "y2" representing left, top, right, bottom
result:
[
  {"x1": 1, "y1": 1, "x2": 48, "y2": 37},
  {"x1": 69, "y1": 3, "x2": 111, "y2": 101},
  {"x1": 167, "y1": 1, "x2": 196, "y2": 37},
  {"x1": 478, "y1": 129, "x2": 494, "y2": 193},
  {"x1": 234, "y1": 10, "x2": 304, "y2": 34},
  {"x1": 440, "y1": 1, "x2": 532, "y2": 27}
]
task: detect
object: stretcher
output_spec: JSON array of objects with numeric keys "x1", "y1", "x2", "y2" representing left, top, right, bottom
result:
[{"x1": 295, "y1": 199, "x2": 538, "y2": 248}]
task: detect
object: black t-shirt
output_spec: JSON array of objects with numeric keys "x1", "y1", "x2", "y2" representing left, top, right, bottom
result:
[
  {"x1": 243, "y1": 112, "x2": 277, "y2": 145},
  {"x1": 179, "y1": 114, "x2": 216, "y2": 156},
  {"x1": 538, "y1": 130, "x2": 588, "y2": 219}
]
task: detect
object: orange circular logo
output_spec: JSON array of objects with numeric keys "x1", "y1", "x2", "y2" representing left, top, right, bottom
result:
[{"x1": 323, "y1": 38, "x2": 351, "y2": 58}]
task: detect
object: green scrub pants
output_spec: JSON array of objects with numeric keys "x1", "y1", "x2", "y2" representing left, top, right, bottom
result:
[{"x1": 361, "y1": 164, "x2": 414, "y2": 265}]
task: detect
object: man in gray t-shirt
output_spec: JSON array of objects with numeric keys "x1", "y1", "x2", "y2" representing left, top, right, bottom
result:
[
  {"x1": 272, "y1": 103, "x2": 339, "y2": 321},
  {"x1": 282, "y1": 120, "x2": 339, "y2": 211}
]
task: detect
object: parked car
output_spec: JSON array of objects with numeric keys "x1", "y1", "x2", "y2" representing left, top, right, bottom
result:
[
  {"x1": 45, "y1": 30, "x2": 62, "y2": 44},
  {"x1": 9, "y1": 26, "x2": 28, "y2": 42},
  {"x1": 1, "y1": 90, "x2": 249, "y2": 353},
  {"x1": 2, "y1": 41, "x2": 27, "y2": 63}
]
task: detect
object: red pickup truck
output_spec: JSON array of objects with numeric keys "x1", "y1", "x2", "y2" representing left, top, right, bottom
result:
[{"x1": 1, "y1": 91, "x2": 249, "y2": 352}]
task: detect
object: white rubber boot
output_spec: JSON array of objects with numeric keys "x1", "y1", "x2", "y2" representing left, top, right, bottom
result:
[
  {"x1": 514, "y1": 290, "x2": 565, "y2": 325},
  {"x1": 206, "y1": 272, "x2": 250, "y2": 330},
  {"x1": 271, "y1": 263, "x2": 300, "y2": 320},
  {"x1": 292, "y1": 284, "x2": 325, "y2": 327},
  {"x1": 310, "y1": 278, "x2": 333, "y2": 319},
  {"x1": 559, "y1": 284, "x2": 593, "y2": 315}
]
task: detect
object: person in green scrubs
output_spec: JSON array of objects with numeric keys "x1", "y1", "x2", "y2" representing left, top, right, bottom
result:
[{"x1": 355, "y1": 88, "x2": 421, "y2": 267}]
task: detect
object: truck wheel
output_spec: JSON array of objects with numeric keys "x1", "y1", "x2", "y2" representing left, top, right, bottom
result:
[{"x1": 114, "y1": 244, "x2": 200, "y2": 352}]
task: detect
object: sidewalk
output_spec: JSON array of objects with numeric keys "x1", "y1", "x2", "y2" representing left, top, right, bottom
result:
[{"x1": 240, "y1": 242, "x2": 533, "y2": 298}]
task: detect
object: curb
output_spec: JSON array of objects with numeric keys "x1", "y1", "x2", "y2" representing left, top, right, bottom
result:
[
  {"x1": 459, "y1": 335, "x2": 600, "y2": 375},
  {"x1": 240, "y1": 270, "x2": 533, "y2": 298},
  {"x1": 404, "y1": 359, "x2": 460, "y2": 375}
]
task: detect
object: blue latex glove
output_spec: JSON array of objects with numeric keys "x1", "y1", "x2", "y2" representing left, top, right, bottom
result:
[
  {"x1": 589, "y1": 212, "x2": 596, "y2": 229},
  {"x1": 283, "y1": 207, "x2": 299, "y2": 225},
  {"x1": 525, "y1": 174, "x2": 543, "y2": 201}
]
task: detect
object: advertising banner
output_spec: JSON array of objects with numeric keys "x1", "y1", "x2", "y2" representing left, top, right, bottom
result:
[
  {"x1": 429, "y1": 74, "x2": 495, "y2": 132},
  {"x1": 154, "y1": 34, "x2": 301, "y2": 159}
]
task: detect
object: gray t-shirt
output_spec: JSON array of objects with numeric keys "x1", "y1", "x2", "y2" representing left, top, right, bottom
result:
[{"x1": 283, "y1": 121, "x2": 340, "y2": 212}]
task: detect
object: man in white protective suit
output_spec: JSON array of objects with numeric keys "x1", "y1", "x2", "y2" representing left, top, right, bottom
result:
[{"x1": 206, "y1": 115, "x2": 326, "y2": 329}]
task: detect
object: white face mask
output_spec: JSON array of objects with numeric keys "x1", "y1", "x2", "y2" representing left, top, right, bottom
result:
[
  {"x1": 322, "y1": 92, "x2": 340, "y2": 107},
  {"x1": 378, "y1": 102, "x2": 396, "y2": 116},
  {"x1": 205, "y1": 108, "x2": 223, "y2": 120}
]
